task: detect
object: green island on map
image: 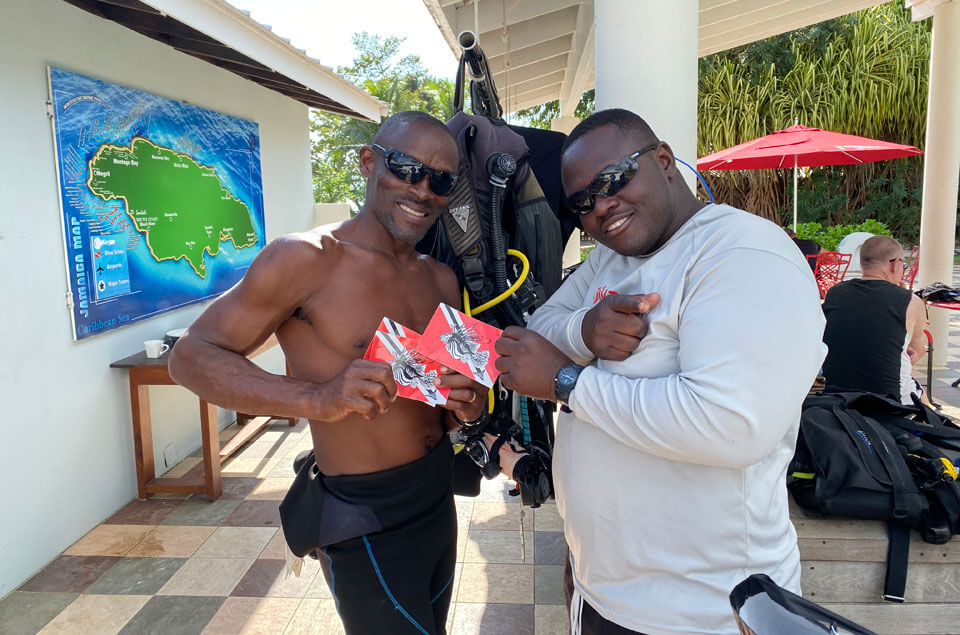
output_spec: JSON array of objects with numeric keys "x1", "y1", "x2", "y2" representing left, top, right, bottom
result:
[{"x1": 86, "y1": 137, "x2": 257, "y2": 278}]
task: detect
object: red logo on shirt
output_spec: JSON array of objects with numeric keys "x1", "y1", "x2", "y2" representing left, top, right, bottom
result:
[{"x1": 593, "y1": 287, "x2": 618, "y2": 303}]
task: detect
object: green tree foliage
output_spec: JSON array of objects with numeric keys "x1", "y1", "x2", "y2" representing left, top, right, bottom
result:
[
  {"x1": 697, "y1": 1, "x2": 932, "y2": 242},
  {"x1": 311, "y1": 33, "x2": 455, "y2": 207}
]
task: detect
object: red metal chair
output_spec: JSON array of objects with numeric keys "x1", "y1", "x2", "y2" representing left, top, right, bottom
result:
[
  {"x1": 901, "y1": 245, "x2": 919, "y2": 289},
  {"x1": 812, "y1": 251, "x2": 852, "y2": 298}
]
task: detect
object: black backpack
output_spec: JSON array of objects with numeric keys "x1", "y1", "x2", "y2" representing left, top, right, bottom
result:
[{"x1": 788, "y1": 391, "x2": 960, "y2": 601}]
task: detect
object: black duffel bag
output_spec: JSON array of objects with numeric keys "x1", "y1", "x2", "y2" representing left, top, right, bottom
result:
[{"x1": 789, "y1": 391, "x2": 960, "y2": 601}]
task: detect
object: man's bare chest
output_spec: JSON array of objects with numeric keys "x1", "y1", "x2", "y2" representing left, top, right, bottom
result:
[{"x1": 288, "y1": 268, "x2": 453, "y2": 362}]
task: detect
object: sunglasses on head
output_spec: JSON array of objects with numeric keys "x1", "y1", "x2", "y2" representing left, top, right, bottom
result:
[
  {"x1": 371, "y1": 143, "x2": 458, "y2": 197},
  {"x1": 565, "y1": 144, "x2": 659, "y2": 215}
]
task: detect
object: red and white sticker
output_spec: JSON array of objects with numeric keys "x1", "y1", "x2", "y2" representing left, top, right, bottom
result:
[
  {"x1": 363, "y1": 317, "x2": 449, "y2": 406},
  {"x1": 419, "y1": 304, "x2": 502, "y2": 388}
]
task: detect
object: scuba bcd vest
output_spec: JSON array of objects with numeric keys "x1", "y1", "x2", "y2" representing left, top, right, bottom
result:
[{"x1": 416, "y1": 31, "x2": 578, "y2": 507}]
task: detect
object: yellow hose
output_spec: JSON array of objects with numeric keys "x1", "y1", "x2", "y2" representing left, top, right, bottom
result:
[
  {"x1": 468, "y1": 249, "x2": 530, "y2": 316},
  {"x1": 461, "y1": 249, "x2": 530, "y2": 414}
]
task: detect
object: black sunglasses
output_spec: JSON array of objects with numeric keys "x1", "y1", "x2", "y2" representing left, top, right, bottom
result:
[
  {"x1": 565, "y1": 144, "x2": 659, "y2": 215},
  {"x1": 372, "y1": 144, "x2": 458, "y2": 196}
]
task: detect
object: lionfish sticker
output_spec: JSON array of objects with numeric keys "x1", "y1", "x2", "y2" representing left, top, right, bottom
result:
[
  {"x1": 363, "y1": 318, "x2": 449, "y2": 406},
  {"x1": 420, "y1": 303, "x2": 502, "y2": 388}
]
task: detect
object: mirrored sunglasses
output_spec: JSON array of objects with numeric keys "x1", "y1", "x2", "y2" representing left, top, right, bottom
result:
[
  {"x1": 565, "y1": 144, "x2": 659, "y2": 215},
  {"x1": 372, "y1": 144, "x2": 458, "y2": 196}
]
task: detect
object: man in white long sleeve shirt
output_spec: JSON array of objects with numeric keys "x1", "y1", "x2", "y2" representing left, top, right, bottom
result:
[{"x1": 494, "y1": 109, "x2": 826, "y2": 634}]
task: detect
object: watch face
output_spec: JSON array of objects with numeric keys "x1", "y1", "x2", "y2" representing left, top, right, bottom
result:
[
  {"x1": 558, "y1": 366, "x2": 579, "y2": 384},
  {"x1": 556, "y1": 365, "x2": 583, "y2": 405}
]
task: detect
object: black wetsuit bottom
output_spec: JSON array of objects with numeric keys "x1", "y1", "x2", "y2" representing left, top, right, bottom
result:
[{"x1": 317, "y1": 436, "x2": 456, "y2": 635}]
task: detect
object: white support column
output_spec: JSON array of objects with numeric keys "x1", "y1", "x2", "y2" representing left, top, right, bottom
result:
[
  {"x1": 917, "y1": 0, "x2": 960, "y2": 364},
  {"x1": 594, "y1": 0, "x2": 699, "y2": 189},
  {"x1": 551, "y1": 114, "x2": 582, "y2": 267}
]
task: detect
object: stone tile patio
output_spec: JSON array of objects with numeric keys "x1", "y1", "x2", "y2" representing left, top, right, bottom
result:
[{"x1": 0, "y1": 416, "x2": 567, "y2": 634}]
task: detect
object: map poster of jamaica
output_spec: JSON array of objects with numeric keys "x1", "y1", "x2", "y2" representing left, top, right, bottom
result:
[{"x1": 48, "y1": 67, "x2": 265, "y2": 340}]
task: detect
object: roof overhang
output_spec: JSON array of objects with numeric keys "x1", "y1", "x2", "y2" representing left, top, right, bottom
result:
[
  {"x1": 423, "y1": 0, "x2": 890, "y2": 113},
  {"x1": 62, "y1": 0, "x2": 388, "y2": 121},
  {"x1": 904, "y1": 0, "x2": 952, "y2": 20}
]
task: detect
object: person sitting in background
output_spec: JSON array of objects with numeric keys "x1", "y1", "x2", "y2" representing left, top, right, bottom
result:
[
  {"x1": 821, "y1": 235, "x2": 928, "y2": 405},
  {"x1": 785, "y1": 227, "x2": 822, "y2": 272}
]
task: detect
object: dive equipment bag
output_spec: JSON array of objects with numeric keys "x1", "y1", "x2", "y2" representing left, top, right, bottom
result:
[{"x1": 788, "y1": 391, "x2": 960, "y2": 601}]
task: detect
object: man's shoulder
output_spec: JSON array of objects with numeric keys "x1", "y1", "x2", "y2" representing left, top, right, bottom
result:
[
  {"x1": 828, "y1": 278, "x2": 911, "y2": 303},
  {"x1": 688, "y1": 204, "x2": 802, "y2": 261},
  {"x1": 255, "y1": 228, "x2": 343, "y2": 271},
  {"x1": 707, "y1": 204, "x2": 784, "y2": 236}
]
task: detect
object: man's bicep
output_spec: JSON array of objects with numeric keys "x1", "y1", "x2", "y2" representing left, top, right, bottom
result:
[
  {"x1": 906, "y1": 295, "x2": 927, "y2": 354},
  {"x1": 187, "y1": 240, "x2": 312, "y2": 355}
]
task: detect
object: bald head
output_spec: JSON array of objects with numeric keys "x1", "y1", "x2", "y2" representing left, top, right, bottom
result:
[
  {"x1": 860, "y1": 236, "x2": 902, "y2": 271},
  {"x1": 562, "y1": 108, "x2": 658, "y2": 156},
  {"x1": 373, "y1": 111, "x2": 455, "y2": 148}
]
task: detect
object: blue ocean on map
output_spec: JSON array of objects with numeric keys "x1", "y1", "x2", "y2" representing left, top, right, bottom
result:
[{"x1": 49, "y1": 67, "x2": 266, "y2": 339}]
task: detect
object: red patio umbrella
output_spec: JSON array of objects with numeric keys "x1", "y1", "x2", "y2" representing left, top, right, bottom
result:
[{"x1": 697, "y1": 124, "x2": 923, "y2": 229}]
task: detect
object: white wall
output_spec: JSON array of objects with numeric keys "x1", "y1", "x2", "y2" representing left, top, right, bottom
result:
[
  {"x1": 0, "y1": 0, "x2": 314, "y2": 596},
  {"x1": 313, "y1": 203, "x2": 353, "y2": 226}
]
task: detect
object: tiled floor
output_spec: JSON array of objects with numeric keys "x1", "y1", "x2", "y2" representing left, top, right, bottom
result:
[{"x1": 0, "y1": 421, "x2": 568, "y2": 634}]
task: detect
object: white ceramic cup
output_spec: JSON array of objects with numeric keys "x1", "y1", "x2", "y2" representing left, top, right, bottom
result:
[{"x1": 144, "y1": 339, "x2": 170, "y2": 358}]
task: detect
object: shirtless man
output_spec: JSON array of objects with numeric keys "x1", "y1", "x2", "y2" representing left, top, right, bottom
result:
[{"x1": 169, "y1": 111, "x2": 487, "y2": 634}]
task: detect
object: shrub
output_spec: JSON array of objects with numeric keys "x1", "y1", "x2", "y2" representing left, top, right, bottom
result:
[{"x1": 796, "y1": 219, "x2": 894, "y2": 251}]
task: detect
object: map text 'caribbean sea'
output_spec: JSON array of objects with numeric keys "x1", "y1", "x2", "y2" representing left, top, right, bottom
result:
[{"x1": 86, "y1": 137, "x2": 257, "y2": 277}]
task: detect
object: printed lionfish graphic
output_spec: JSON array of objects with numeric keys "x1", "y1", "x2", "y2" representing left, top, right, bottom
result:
[
  {"x1": 375, "y1": 330, "x2": 444, "y2": 406},
  {"x1": 438, "y1": 305, "x2": 490, "y2": 384},
  {"x1": 364, "y1": 318, "x2": 448, "y2": 407}
]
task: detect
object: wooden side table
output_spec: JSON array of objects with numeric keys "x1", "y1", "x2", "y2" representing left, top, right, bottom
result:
[{"x1": 111, "y1": 335, "x2": 294, "y2": 501}]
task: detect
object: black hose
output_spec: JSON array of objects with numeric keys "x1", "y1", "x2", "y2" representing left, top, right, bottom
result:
[{"x1": 486, "y1": 153, "x2": 524, "y2": 325}]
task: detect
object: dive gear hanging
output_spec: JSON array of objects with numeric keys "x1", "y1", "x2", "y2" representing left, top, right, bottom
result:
[{"x1": 419, "y1": 30, "x2": 572, "y2": 508}]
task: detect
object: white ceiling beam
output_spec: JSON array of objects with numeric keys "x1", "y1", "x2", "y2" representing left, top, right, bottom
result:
[
  {"x1": 699, "y1": 0, "x2": 887, "y2": 56},
  {"x1": 499, "y1": 70, "x2": 566, "y2": 100},
  {"x1": 488, "y1": 50, "x2": 567, "y2": 77},
  {"x1": 701, "y1": 0, "x2": 885, "y2": 37},
  {"x1": 485, "y1": 35, "x2": 573, "y2": 73},
  {"x1": 491, "y1": 55, "x2": 567, "y2": 87},
  {"x1": 471, "y1": 5, "x2": 580, "y2": 58},
  {"x1": 904, "y1": 0, "x2": 950, "y2": 21},
  {"x1": 451, "y1": 0, "x2": 582, "y2": 36},
  {"x1": 506, "y1": 84, "x2": 565, "y2": 112},
  {"x1": 557, "y1": 0, "x2": 593, "y2": 116},
  {"x1": 700, "y1": 0, "x2": 802, "y2": 25}
]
